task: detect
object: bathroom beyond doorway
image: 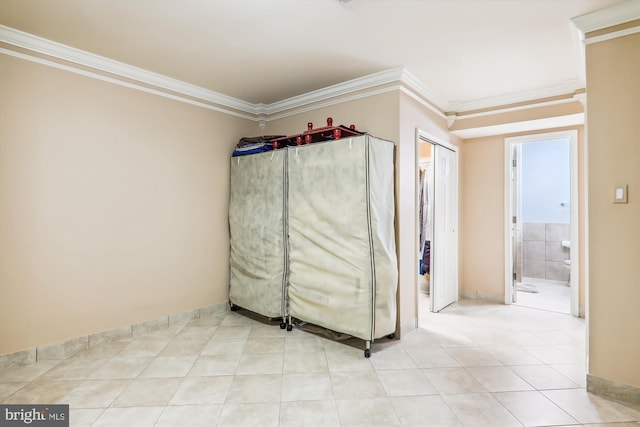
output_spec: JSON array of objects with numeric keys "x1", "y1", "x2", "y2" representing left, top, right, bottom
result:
[{"x1": 505, "y1": 131, "x2": 579, "y2": 316}]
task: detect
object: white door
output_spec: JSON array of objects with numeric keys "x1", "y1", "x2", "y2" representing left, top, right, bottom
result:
[{"x1": 430, "y1": 145, "x2": 458, "y2": 312}]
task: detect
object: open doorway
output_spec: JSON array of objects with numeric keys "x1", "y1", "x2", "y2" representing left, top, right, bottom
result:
[
  {"x1": 416, "y1": 129, "x2": 459, "y2": 324},
  {"x1": 505, "y1": 131, "x2": 579, "y2": 316},
  {"x1": 417, "y1": 141, "x2": 433, "y2": 318}
]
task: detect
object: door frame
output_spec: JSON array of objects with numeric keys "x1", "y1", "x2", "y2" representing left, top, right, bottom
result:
[
  {"x1": 503, "y1": 130, "x2": 579, "y2": 316},
  {"x1": 415, "y1": 129, "x2": 459, "y2": 315}
]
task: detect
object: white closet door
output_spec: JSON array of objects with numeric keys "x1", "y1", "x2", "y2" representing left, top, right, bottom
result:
[{"x1": 430, "y1": 145, "x2": 458, "y2": 312}]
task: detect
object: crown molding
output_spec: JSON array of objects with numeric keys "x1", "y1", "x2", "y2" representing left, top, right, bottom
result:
[
  {"x1": 0, "y1": 25, "x2": 257, "y2": 115},
  {"x1": 450, "y1": 113, "x2": 584, "y2": 139},
  {"x1": 262, "y1": 67, "x2": 405, "y2": 115},
  {"x1": 0, "y1": 46, "x2": 258, "y2": 121},
  {"x1": 584, "y1": 25, "x2": 640, "y2": 44},
  {"x1": 0, "y1": 25, "x2": 415, "y2": 121},
  {"x1": 399, "y1": 87, "x2": 447, "y2": 121},
  {"x1": 451, "y1": 95, "x2": 583, "y2": 122},
  {"x1": 262, "y1": 67, "x2": 451, "y2": 120},
  {"x1": 447, "y1": 79, "x2": 584, "y2": 114},
  {"x1": 399, "y1": 69, "x2": 448, "y2": 112},
  {"x1": 571, "y1": 0, "x2": 640, "y2": 34},
  {"x1": 0, "y1": 24, "x2": 592, "y2": 125},
  {"x1": 265, "y1": 85, "x2": 403, "y2": 122}
]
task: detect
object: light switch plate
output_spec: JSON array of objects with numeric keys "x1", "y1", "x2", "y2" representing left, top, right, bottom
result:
[{"x1": 613, "y1": 184, "x2": 628, "y2": 203}]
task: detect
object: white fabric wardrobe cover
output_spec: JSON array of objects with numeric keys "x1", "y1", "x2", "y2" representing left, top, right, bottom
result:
[
  {"x1": 287, "y1": 135, "x2": 398, "y2": 341},
  {"x1": 229, "y1": 149, "x2": 287, "y2": 319}
]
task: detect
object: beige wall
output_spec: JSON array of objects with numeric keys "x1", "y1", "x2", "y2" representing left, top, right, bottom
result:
[
  {"x1": 0, "y1": 54, "x2": 254, "y2": 355},
  {"x1": 419, "y1": 142, "x2": 433, "y2": 159},
  {"x1": 460, "y1": 124, "x2": 586, "y2": 310},
  {"x1": 460, "y1": 135, "x2": 506, "y2": 297},
  {"x1": 586, "y1": 31, "x2": 640, "y2": 387},
  {"x1": 264, "y1": 92, "x2": 400, "y2": 143}
]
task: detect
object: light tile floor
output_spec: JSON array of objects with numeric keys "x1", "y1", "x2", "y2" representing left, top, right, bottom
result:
[
  {"x1": 2, "y1": 299, "x2": 640, "y2": 426},
  {"x1": 515, "y1": 277, "x2": 571, "y2": 315}
]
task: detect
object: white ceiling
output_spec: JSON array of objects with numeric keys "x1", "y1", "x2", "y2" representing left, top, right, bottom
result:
[{"x1": 0, "y1": 0, "x2": 628, "y2": 111}]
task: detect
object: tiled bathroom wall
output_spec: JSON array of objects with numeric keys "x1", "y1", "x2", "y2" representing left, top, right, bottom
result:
[{"x1": 522, "y1": 223, "x2": 570, "y2": 282}]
